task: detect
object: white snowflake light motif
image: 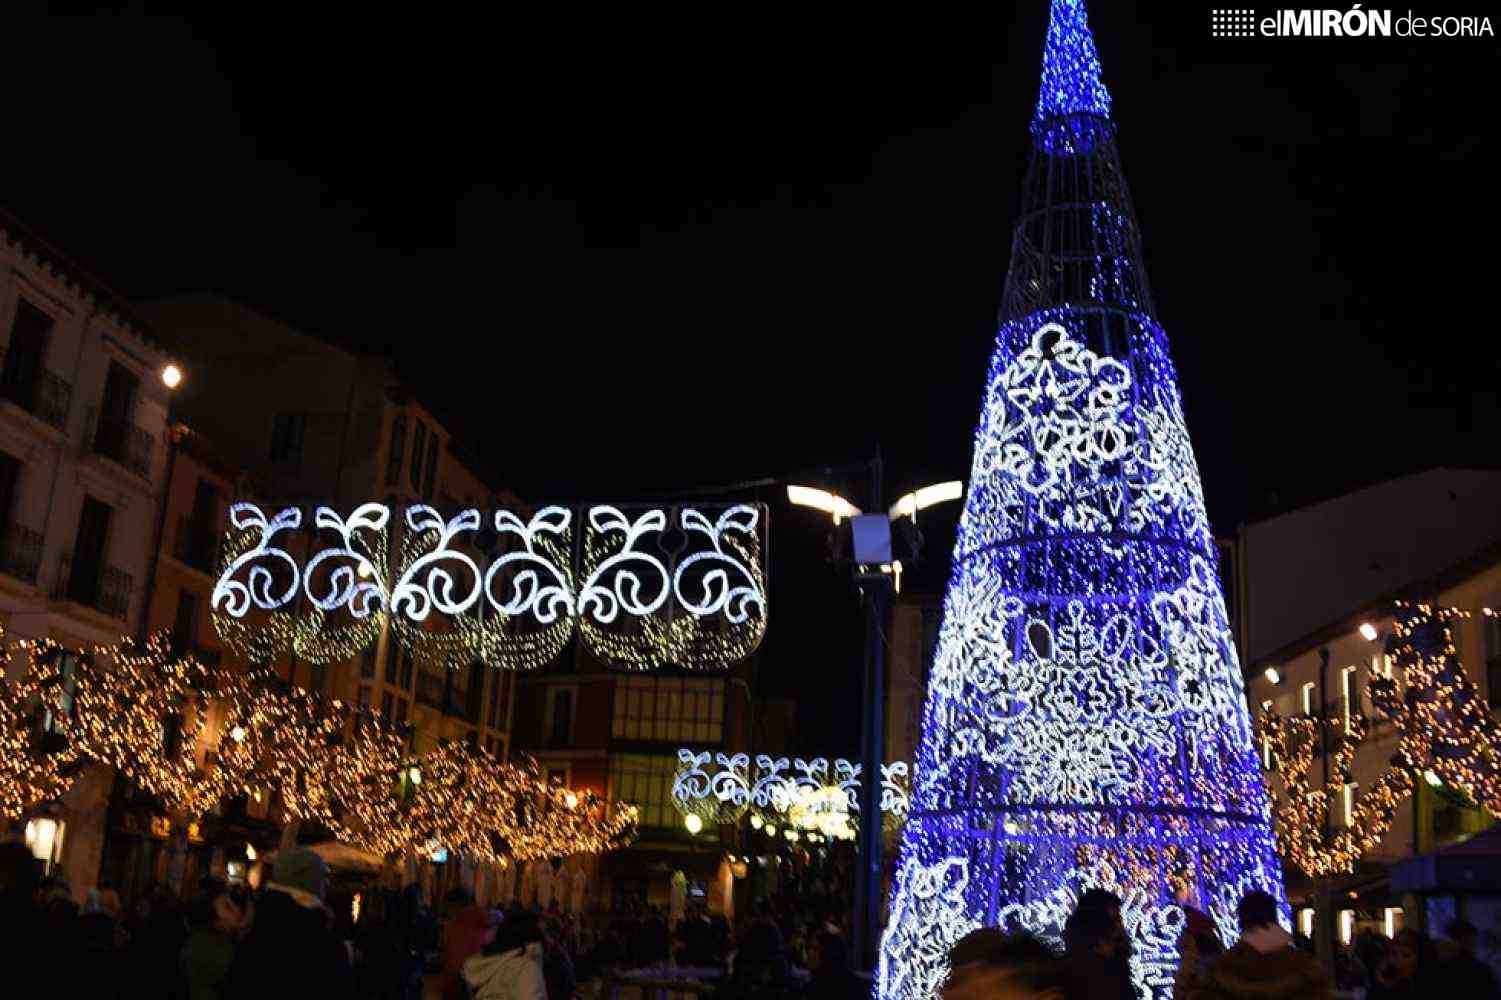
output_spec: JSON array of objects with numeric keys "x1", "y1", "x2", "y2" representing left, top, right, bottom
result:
[
  {"x1": 211, "y1": 502, "x2": 768, "y2": 672},
  {"x1": 672, "y1": 752, "x2": 911, "y2": 830},
  {"x1": 879, "y1": 2, "x2": 1286, "y2": 997}
]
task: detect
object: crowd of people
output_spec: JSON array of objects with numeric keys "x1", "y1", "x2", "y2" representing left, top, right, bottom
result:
[
  {"x1": 3, "y1": 837, "x2": 1496, "y2": 1000},
  {"x1": 942, "y1": 888, "x2": 1499, "y2": 1000}
]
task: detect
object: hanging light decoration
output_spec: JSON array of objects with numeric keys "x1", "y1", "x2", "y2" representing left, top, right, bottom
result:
[{"x1": 212, "y1": 502, "x2": 768, "y2": 673}]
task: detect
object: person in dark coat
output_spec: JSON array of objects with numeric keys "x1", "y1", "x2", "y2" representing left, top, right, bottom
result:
[
  {"x1": 717, "y1": 920, "x2": 802, "y2": 1000},
  {"x1": 223, "y1": 847, "x2": 353, "y2": 1000},
  {"x1": 1062, "y1": 902, "x2": 1136, "y2": 1000},
  {"x1": 805, "y1": 930, "x2": 865, "y2": 1000},
  {"x1": 941, "y1": 928, "x2": 1066, "y2": 1000},
  {"x1": 1188, "y1": 891, "x2": 1330, "y2": 1000},
  {"x1": 1368, "y1": 927, "x2": 1436, "y2": 999},
  {"x1": 1433, "y1": 919, "x2": 1499, "y2": 998},
  {"x1": 181, "y1": 888, "x2": 246, "y2": 1000}
]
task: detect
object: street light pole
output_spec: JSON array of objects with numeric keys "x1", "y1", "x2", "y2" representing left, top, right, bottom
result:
[
  {"x1": 852, "y1": 448, "x2": 889, "y2": 974},
  {"x1": 786, "y1": 453, "x2": 961, "y2": 975}
]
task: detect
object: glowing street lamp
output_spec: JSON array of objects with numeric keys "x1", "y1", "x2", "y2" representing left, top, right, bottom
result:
[
  {"x1": 684, "y1": 813, "x2": 704, "y2": 835},
  {"x1": 161, "y1": 363, "x2": 184, "y2": 389},
  {"x1": 786, "y1": 486, "x2": 862, "y2": 524},
  {"x1": 888, "y1": 481, "x2": 964, "y2": 521}
]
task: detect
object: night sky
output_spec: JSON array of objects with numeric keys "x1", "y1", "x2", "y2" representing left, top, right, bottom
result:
[{"x1": 5, "y1": 6, "x2": 1496, "y2": 754}]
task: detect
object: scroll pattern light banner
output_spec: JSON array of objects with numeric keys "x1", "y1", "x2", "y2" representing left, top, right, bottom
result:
[
  {"x1": 211, "y1": 502, "x2": 768, "y2": 671},
  {"x1": 671, "y1": 750, "x2": 911, "y2": 832}
]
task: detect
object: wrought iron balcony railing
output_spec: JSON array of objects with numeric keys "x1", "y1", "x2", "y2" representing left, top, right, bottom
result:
[
  {"x1": 89, "y1": 410, "x2": 154, "y2": 478},
  {"x1": 53, "y1": 553, "x2": 132, "y2": 620},
  {"x1": 0, "y1": 351, "x2": 72, "y2": 430},
  {"x1": 174, "y1": 514, "x2": 220, "y2": 573},
  {"x1": 0, "y1": 522, "x2": 44, "y2": 584}
]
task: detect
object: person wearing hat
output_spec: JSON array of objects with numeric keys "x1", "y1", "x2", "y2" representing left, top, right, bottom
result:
[{"x1": 223, "y1": 847, "x2": 354, "y2": 1000}]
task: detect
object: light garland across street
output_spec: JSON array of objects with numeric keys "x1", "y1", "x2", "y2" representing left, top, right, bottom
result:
[
  {"x1": 212, "y1": 502, "x2": 768, "y2": 672},
  {"x1": 671, "y1": 750, "x2": 911, "y2": 834}
]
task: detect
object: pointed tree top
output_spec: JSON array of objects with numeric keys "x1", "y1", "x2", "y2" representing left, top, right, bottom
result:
[{"x1": 1033, "y1": 0, "x2": 1113, "y2": 132}]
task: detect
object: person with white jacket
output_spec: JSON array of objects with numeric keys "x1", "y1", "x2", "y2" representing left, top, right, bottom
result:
[{"x1": 464, "y1": 910, "x2": 547, "y2": 1000}]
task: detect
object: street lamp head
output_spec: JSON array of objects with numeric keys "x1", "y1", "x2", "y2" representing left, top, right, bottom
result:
[
  {"x1": 161, "y1": 363, "x2": 184, "y2": 389},
  {"x1": 787, "y1": 485, "x2": 861, "y2": 524},
  {"x1": 888, "y1": 481, "x2": 964, "y2": 520},
  {"x1": 1359, "y1": 622, "x2": 1379, "y2": 642},
  {"x1": 684, "y1": 813, "x2": 704, "y2": 835}
]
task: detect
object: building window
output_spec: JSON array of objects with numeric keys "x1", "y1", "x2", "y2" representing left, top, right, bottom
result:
[
  {"x1": 269, "y1": 412, "x2": 307, "y2": 464},
  {"x1": 1383, "y1": 907, "x2": 1403, "y2": 939},
  {"x1": 172, "y1": 590, "x2": 198, "y2": 656},
  {"x1": 1341, "y1": 666, "x2": 1358, "y2": 729},
  {"x1": 1300, "y1": 681, "x2": 1316, "y2": 716},
  {"x1": 1485, "y1": 611, "x2": 1501, "y2": 709},
  {"x1": 547, "y1": 688, "x2": 575, "y2": 747},
  {"x1": 381, "y1": 692, "x2": 394, "y2": 720},
  {"x1": 423, "y1": 432, "x2": 440, "y2": 500},
  {"x1": 42, "y1": 652, "x2": 82, "y2": 734},
  {"x1": 1338, "y1": 910, "x2": 1355, "y2": 946},
  {"x1": 396, "y1": 698, "x2": 408, "y2": 722},
  {"x1": 611, "y1": 677, "x2": 725, "y2": 743},
  {"x1": 1342, "y1": 782, "x2": 1357, "y2": 826},
  {"x1": 358, "y1": 685, "x2": 372, "y2": 709},
  {"x1": 410, "y1": 423, "x2": 427, "y2": 491},
  {"x1": 609, "y1": 754, "x2": 679, "y2": 829},
  {"x1": 359, "y1": 646, "x2": 376, "y2": 679},
  {"x1": 488, "y1": 671, "x2": 506, "y2": 729},
  {"x1": 1298, "y1": 908, "x2": 1314, "y2": 938},
  {"x1": 385, "y1": 413, "x2": 407, "y2": 487}
]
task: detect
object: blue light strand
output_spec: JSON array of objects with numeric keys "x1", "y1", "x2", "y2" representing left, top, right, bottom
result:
[{"x1": 1033, "y1": 0, "x2": 1114, "y2": 152}]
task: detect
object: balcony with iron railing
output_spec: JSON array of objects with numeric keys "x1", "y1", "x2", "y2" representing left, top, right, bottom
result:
[
  {"x1": 88, "y1": 408, "x2": 154, "y2": 479},
  {"x1": 0, "y1": 351, "x2": 72, "y2": 430},
  {"x1": 52, "y1": 553, "x2": 132, "y2": 620},
  {"x1": 174, "y1": 513, "x2": 220, "y2": 574},
  {"x1": 0, "y1": 522, "x2": 44, "y2": 584}
]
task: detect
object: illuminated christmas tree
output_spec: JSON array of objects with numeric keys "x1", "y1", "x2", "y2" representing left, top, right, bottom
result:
[{"x1": 877, "y1": 3, "x2": 1286, "y2": 997}]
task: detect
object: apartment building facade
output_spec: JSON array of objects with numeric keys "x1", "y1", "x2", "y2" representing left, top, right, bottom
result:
[
  {"x1": 511, "y1": 651, "x2": 756, "y2": 913},
  {"x1": 0, "y1": 209, "x2": 181, "y2": 896},
  {"x1": 137, "y1": 295, "x2": 522, "y2": 893},
  {"x1": 1245, "y1": 544, "x2": 1501, "y2": 945}
]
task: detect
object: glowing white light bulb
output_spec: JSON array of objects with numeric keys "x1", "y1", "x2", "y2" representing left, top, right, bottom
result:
[
  {"x1": 1359, "y1": 622, "x2": 1379, "y2": 642},
  {"x1": 161, "y1": 363, "x2": 183, "y2": 389},
  {"x1": 684, "y1": 814, "x2": 704, "y2": 834}
]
